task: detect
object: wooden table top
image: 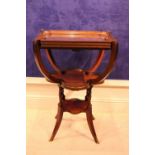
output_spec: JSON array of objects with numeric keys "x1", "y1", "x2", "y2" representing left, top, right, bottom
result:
[{"x1": 35, "y1": 30, "x2": 116, "y2": 49}]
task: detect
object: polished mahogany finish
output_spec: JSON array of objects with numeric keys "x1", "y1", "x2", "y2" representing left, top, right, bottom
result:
[{"x1": 33, "y1": 30, "x2": 118, "y2": 143}]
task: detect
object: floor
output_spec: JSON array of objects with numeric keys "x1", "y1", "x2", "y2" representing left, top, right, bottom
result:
[{"x1": 26, "y1": 79, "x2": 128, "y2": 155}]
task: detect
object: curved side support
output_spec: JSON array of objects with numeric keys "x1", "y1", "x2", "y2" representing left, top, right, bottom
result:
[
  {"x1": 45, "y1": 49, "x2": 61, "y2": 74},
  {"x1": 91, "y1": 41, "x2": 118, "y2": 84},
  {"x1": 87, "y1": 49, "x2": 105, "y2": 73},
  {"x1": 33, "y1": 40, "x2": 60, "y2": 83}
]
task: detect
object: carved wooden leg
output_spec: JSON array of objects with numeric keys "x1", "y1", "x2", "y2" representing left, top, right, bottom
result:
[
  {"x1": 50, "y1": 85, "x2": 65, "y2": 141},
  {"x1": 49, "y1": 103, "x2": 63, "y2": 141},
  {"x1": 55, "y1": 85, "x2": 65, "y2": 119},
  {"x1": 85, "y1": 85, "x2": 99, "y2": 143},
  {"x1": 85, "y1": 85, "x2": 95, "y2": 121},
  {"x1": 86, "y1": 105, "x2": 99, "y2": 144}
]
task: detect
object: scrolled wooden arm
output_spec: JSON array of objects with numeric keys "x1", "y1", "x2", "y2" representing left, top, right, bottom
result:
[
  {"x1": 90, "y1": 40, "x2": 118, "y2": 84},
  {"x1": 45, "y1": 49, "x2": 61, "y2": 74},
  {"x1": 87, "y1": 49, "x2": 105, "y2": 74},
  {"x1": 33, "y1": 40, "x2": 61, "y2": 83}
]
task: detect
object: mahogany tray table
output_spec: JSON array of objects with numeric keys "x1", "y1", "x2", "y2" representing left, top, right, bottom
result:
[{"x1": 33, "y1": 30, "x2": 118, "y2": 143}]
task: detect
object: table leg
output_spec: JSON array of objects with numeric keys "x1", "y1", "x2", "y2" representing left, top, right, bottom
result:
[
  {"x1": 86, "y1": 104, "x2": 99, "y2": 144},
  {"x1": 49, "y1": 103, "x2": 63, "y2": 141}
]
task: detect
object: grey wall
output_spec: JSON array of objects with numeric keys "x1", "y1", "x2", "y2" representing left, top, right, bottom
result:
[{"x1": 26, "y1": 0, "x2": 129, "y2": 79}]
